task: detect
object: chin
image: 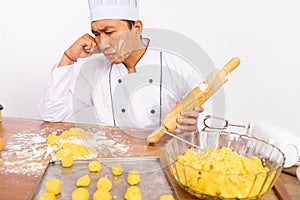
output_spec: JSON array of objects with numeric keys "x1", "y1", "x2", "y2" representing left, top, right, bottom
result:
[{"x1": 108, "y1": 56, "x2": 127, "y2": 64}]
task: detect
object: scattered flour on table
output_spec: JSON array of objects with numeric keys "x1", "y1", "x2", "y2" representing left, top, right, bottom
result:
[
  {"x1": 0, "y1": 126, "x2": 130, "y2": 176},
  {"x1": 93, "y1": 130, "x2": 130, "y2": 157},
  {"x1": 0, "y1": 129, "x2": 52, "y2": 176}
]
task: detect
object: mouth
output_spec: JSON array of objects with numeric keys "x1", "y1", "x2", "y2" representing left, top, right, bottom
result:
[{"x1": 103, "y1": 52, "x2": 116, "y2": 60}]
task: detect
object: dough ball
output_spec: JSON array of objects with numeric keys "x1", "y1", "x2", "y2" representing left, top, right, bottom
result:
[
  {"x1": 93, "y1": 189, "x2": 112, "y2": 200},
  {"x1": 39, "y1": 192, "x2": 56, "y2": 200},
  {"x1": 88, "y1": 160, "x2": 102, "y2": 172},
  {"x1": 0, "y1": 138, "x2": 6, "y2": 152},
  {"x1": 61, "y1": 156, "x2": 74, "y2": 168},
  {"x1": 97, "y1": 177, "x2": 112, "y2": 191},
  {"x1": 46, "y1": 178, "x2": 62, "y2": 195},
  {"x1": 124, "y1": 186, "x2": 142, "y2": 200},
  {"x1": 72, "y1": 188, "x2": 89, "y2": 200},
  {"x1": 127, "y1": 170, "x2": 140, "y2": 185},
  {"x1": 160, "y1": 194, "x2": 174, "y2": 200},
  {"x1": 111, "y1": 163, "x2": 123, "y2": 176},
  {"x1": 76, "y1": 175, "x2": 91, "y2": 187}
]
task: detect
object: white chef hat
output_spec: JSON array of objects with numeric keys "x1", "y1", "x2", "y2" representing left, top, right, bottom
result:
[{"x1": 88, "y1": 0, "x2": 139, "y2": 22}]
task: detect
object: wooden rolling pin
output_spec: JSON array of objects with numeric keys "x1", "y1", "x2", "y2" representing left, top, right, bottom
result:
[{"x1": 147, "y1": 57, "x2": 241, "y2": 144}]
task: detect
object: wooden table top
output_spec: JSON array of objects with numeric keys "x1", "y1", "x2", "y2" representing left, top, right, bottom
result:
[{"x1": 0, "y1": 117, "x2": 299, "y2": 200}]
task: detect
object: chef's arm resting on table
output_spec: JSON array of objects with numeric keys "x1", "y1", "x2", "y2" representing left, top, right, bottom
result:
[
  {"x1": 39, "y1": 34, "x2": 97, "y2": 122},
  {"x1": 177, "y1": 105, "x2": 204, "y2": 132}
]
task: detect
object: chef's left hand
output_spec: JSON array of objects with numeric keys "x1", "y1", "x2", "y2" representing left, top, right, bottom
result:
[{"x1": 177, "y1": 106, "x2": 204, "y2": 132}]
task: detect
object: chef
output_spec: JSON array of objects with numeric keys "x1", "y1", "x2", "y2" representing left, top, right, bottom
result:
[{"x1": 39, "y1": 0, "x2": 205, "y2": 133}]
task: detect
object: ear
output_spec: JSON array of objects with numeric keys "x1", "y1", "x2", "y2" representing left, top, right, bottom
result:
[{"x1": 133, "y1": 20, "x2": 143, "y2": 36}]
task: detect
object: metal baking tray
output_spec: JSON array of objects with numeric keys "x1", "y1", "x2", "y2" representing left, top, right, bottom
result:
[{"x1": 31, "y1": 157, "x2": 179, "y2": 200}]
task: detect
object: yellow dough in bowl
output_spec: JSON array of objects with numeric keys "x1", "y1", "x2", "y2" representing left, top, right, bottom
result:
[
  {"x1": 111, "y1": 163, "x2": 123, "y2": 176},
  {"x1": 39, "y1": 192, "x2": 56, "y2": 200},
  {"x1": 72, "y1": 188, "x2": 89, "y2": 200},
  {"x1": 88, "y1": 160, "x2": 102, "y2": 172},
  {"x1": 93, "y1": 189, "x2": 112, "y2": 200},
  {"x1": 97, "y1": 177, "x2": 112, "y2": 191},
  {"x1": 46, "y1": 178, "x2": 62, "y2": 195},
  {"x1": 76, "y1": 175, "x2": 91, "y2": 187},
  {"x1": 174, "y1": 147, "x2": 272, "y2": 198},
  {"x1": 159, "y1": 194, "x2": 174, "y2": 200},
  {"x1": 127, "y1": 170, "x2": 140, "y2": 185},
  {"x1": 124, "y1": 186, "x2": 142, "y2": 200}
]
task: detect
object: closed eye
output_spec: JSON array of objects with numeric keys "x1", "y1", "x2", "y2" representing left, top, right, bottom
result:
[{"x1": 105, "y1": 31, "x2": 114, "y2": 35}]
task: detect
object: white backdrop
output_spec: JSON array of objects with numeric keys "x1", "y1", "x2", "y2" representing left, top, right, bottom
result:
[{"x1": 0, "y1": 0, "x2": 299, "y2": 136}]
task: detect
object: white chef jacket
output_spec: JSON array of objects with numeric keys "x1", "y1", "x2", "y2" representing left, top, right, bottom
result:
[{"x1": 39, "y1": 39, "x2": 205, "y2": 129}]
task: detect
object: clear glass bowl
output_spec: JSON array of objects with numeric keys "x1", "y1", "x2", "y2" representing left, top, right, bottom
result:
[{"x1": 164, "y1": 131, "x2": 285, "y2": 199}]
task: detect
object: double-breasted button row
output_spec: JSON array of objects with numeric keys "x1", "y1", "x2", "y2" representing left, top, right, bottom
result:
[{"x1": 120, "y1": 108, "x2": 156, "y2": 114}]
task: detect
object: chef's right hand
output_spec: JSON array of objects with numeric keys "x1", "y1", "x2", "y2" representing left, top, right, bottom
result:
[{"x1": 58, "y1": 33, "x2": 98, "y2": 67}]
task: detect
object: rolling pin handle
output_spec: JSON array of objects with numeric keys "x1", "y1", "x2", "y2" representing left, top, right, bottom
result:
[{"x1": 222, "y1": 57, "x2": 240, "y2": 75}]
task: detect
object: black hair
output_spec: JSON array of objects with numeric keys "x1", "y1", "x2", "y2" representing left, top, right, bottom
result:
[{"x1": 122, "y1": 20, "x2": 135, "y2": 30}]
